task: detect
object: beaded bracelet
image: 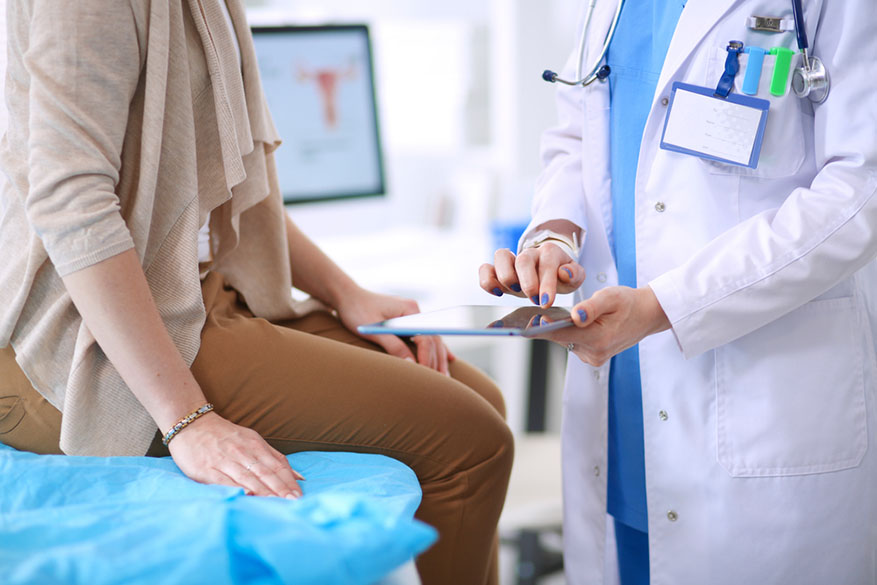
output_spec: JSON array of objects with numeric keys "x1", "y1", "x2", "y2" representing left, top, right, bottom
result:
[{"x1": 161, "y1": 403, "x2": 214, "y2": 447}]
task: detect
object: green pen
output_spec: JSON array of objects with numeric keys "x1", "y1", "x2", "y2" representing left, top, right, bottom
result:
[{"x1": 769, "y1": 47, "x2": 795, "y2": 96}]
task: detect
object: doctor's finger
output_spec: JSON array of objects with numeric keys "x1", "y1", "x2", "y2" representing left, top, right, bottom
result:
[
  {"x1": 513, "y1": 251, "x2": 541, "y2": 304},
  {"x1": 536, "y1": 256, "x2": 561, "y2": 308},
  {"x1": 570, "y1": 288, "x2": 622, "y2": 328},
  {"x1": 478, "y1": 263, "x2": 507, "y2": 297},
  {"x1": 493, "y1": 249, "x2": 525, "y2": 296},
  {"x1": 557, "y1": 262, "x2": 586, "y2": 293}
]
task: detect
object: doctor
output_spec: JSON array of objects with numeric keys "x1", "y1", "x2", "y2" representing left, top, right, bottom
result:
[{"x1": 480, "y1": 0, "x2": 877, "y2": 583}]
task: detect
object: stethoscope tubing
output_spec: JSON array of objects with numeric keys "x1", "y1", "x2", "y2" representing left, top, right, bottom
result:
[
  {"x1": 552, "y1": 0, "x2": 624, "y2": 86},
  {"x1": 546, "y1": 0, "x2": 827, "y2": 102}
]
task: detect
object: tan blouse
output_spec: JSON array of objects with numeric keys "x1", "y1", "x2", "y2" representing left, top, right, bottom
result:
[{"x1": 0, "y1": 0, "x2": 310, "y2": 456}]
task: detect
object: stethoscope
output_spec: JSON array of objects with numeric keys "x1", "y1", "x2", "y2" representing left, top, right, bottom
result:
[{"x1": 542, "y1": 0, "x2": 829, "y2": 103}]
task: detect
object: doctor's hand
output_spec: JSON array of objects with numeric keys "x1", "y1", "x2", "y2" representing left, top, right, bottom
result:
[
  {"x1": 479, "y1": 244, "x2": 585, "y2": 308},
  {"x1": 542, "y1": 285, "x2": 671, "y2": 366},
  {"x1": 334, "y1": 287, "x2": 454, "y2": 375}
]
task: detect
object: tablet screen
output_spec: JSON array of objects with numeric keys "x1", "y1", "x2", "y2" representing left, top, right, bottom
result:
[{"x1": 357, "y1": 305, "x2": 574, "y2": 337}]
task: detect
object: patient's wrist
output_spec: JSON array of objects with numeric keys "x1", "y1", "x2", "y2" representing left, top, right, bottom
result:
[
  {"x1": 314, "y1": 271, "x2": 360, "y2": 311},
  {"x1": 161, "y1": 403, "x2": 215, "y2": 446},
  {"x1": 327, "y1": 279, "x2": 367, "y2": 312}
]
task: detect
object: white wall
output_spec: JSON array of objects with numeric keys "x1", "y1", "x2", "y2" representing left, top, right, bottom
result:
[{"x1": 246, "y1": 0, "x2": 580, "y2": 242}]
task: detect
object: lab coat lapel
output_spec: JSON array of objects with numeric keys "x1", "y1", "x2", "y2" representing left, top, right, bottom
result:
[{"x1": 656, "y1": 0, "x2": 742, "y2": 93}]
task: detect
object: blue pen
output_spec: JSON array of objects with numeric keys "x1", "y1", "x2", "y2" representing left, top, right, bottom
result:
[{"x1": 742, "y1": 46, "x2": 767, "y2": 95}]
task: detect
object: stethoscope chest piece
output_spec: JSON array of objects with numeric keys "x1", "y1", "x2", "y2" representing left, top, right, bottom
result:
[{"x1": 791, "y1": 56, "x2": 829, "y2": 103}]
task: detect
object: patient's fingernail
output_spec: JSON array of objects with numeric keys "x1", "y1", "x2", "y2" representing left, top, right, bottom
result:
[
  {"x1": 492, "y1": 287, "x2": 503, "y2": 297},
  {"x1": 578, "y1": 309, "x2": 587, "y2": 322},
  {"x1": 531, "y1": 295, "x2": 539, "y2": 305},
  {"x1": 540, "y1": 293, "x2": 549, "y2": 306},
  {"x1": 285, "y1": 492, "x2": 299, "y2": 500},
  {"x1": 293, "y1": 470, "x2": 306, "y2": 481},
  {"x1": 562, "y1": 267, "x2": 573, "y2": 279},
  {"x1": 405, "y1": 356, "x2": 415, "y2": 362},
  {"x1": 511, "y1": 283, "x2": 522, "y2": 293}
]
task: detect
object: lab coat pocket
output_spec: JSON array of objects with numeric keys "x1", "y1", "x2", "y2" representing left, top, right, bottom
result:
[
  {"x1": 703, "y1": 47, "x2": 807, "y2": 179},
  {"x1": 715, "y1": 297, "x2": 868, "y2": 477}
]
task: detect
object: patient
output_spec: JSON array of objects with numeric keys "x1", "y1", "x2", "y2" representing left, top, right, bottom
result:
[{"x1": 0, "y1": 2, "x2": 512, "y2": 584}]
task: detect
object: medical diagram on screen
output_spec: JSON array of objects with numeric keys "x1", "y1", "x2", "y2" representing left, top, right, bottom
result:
[{"x1": 253, "y1": 27, "x2": 384, "y2": 203}]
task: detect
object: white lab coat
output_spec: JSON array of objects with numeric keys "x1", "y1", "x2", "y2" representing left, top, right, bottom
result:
[{"x1": 527, "y1": 0, "x2": 877, "y2": 583}]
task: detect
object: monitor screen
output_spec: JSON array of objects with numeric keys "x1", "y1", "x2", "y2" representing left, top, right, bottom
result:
[{"x1": 251, "y1": 24, "x2": 386, "y2": 204}]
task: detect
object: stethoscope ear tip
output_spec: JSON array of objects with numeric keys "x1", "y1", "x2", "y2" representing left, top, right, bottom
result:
[{"x1": 542, "y1": 70, "x2": 558, "y2": 83}]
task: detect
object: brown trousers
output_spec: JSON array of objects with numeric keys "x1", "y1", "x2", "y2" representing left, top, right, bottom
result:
[{"x1": 0, "y1": 272, "x2": 514, "y2": 585}]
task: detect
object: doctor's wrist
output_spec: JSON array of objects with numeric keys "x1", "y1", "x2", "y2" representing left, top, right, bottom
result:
[
  {"x1": 520, "y1": 229, "x2": 580, "y2": 261},
  {"x1": 640, "y1": 286, "x2": 671, "y2": 336}
]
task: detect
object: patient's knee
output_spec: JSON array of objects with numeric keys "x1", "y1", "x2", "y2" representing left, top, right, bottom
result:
[{"x1": 477, "y1": 412, "x2": 515, "y2": 481}]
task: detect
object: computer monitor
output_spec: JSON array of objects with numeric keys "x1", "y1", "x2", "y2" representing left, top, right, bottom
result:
[{"x1": 251, "y1": 24, "x2": 386, "y2": 204}]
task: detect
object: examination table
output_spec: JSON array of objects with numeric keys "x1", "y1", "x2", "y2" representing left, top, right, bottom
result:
[{"x1": 0, "y1": 444, "x2": 435, "y2": 584}]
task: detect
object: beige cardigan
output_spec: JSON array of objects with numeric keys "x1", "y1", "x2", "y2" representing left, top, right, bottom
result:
[{"x1": 0, "y1": 0, "x2": 310, "y2": 456}]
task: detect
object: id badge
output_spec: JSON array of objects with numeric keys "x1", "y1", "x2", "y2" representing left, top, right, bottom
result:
[{"x1": 660, "y1": 82, "x2": 770, "y2": 168}]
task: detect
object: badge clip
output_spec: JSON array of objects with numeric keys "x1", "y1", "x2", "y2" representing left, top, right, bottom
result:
[
  {"x1": 747, "y1": 16, "x2": 795, "y2": 33},
  {"x1": 715, "y1": 41, "x2": 744, "y2": 99}
]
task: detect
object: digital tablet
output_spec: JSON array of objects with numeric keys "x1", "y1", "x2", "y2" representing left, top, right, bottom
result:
[{"x1": 357, "y1": 305, "x2": 574, "y2": 337}]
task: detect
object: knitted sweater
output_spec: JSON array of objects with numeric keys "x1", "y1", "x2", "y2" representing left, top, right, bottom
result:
[{"x1": 0, "y1": 0, "x2": 310, "y2": 456}]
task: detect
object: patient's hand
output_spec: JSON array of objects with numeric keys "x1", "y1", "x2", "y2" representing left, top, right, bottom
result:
[
  {"x1": 169, "y1": 412, "x2": 305, "y2": 498},
  {"x1": 335, "y1": 287, "x2": 454, "y2": 375}
]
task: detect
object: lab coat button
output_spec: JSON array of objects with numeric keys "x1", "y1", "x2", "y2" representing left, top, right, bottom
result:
[
  {"x1": 667, "y1": 510, "x2": 678, "y2": 522},
  {"x1": 592, "y1": 370, "x2": 601, "y2": 381},
  {"x1": 659, "y1": 410, "x2": 669, "y2": 421},
  {"x1": 596, "y1": 272, "x2": 607, "y2": 283},
  {"x1": 661, "y1": 96, "x2": 669, "y2": 106},
  {"x1": 655, "y1": 201, "x2": 666, "y2": 213},
  {"x1": 593, "y1": 465, "x2": 601, "y2": 477}
]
